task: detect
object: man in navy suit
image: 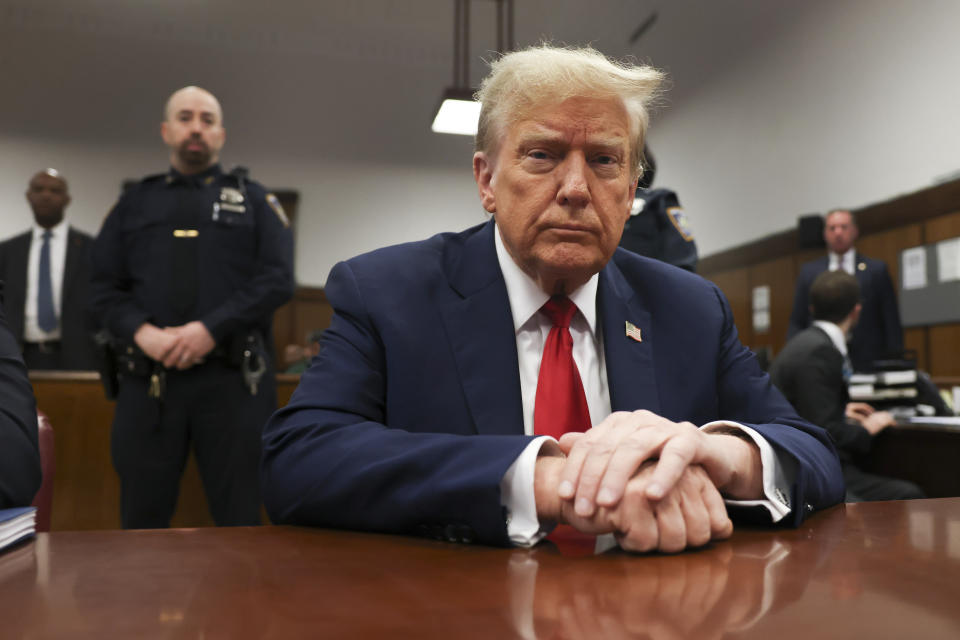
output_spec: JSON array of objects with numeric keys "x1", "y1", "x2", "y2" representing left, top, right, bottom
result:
[
  {"x1": 262, "y1": 45, "x2": 844, "y2": 552},
  {"x1": 0, "y1": 282, "x2": 41, "y2": 508},
  {"x1": 787, "y1": 209, "x2": 903, "y2": 370},
  {"x1": 0, "y1": 170, "x2": 97, "y2": 370}
]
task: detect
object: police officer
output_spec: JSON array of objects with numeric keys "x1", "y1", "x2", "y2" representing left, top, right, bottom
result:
[
  {"x1": 618, "y1": 147, "x2": 698, "y2": 272},
  {"x1": 90, "y1": 86, "x2": 294, "y2": 528}
]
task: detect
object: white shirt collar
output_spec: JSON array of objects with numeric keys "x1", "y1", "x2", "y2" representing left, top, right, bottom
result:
[
  {"x1": 812, "y1": 320, "x2": 848, "y2": 355},
  {"x1": 493, "y1": 222, "x2": 599, "y2": 336},
  {"x1": 828, "y1": 248, "x2": 856, "y2": 273},
  {"x1": 32, "y1": 219, "x2": 68, "y2": 241}
]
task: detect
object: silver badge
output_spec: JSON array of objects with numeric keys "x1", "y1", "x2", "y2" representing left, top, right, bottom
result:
[{"x1": 220, "y1": 187, "x2": 245, "y2": 204}]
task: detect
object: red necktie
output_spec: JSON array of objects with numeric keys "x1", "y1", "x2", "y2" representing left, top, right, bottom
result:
[
  {"x1": 534, "y1": 297, "x2": 597, "y2": 555},
  {"x1": 534, "y1": 296, "x2": 592, "y2": 439}
]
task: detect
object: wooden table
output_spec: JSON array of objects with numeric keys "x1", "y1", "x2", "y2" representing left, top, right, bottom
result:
[{"x1": 2, "y1": 498, "x2": 960, "y2": 638}]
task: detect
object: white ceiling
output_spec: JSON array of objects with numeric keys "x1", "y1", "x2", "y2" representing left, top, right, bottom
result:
[{"x1": 0, "y1": 0, "x2": 823, "y2": 167}]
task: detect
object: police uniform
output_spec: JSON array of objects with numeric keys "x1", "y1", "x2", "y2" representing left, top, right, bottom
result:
[
  {"x1": 90, "y1": 163, "x2": 294, "y2": 528},
  {"x1": 619, "y1": 187, "x2": 698, "y2": 272}
]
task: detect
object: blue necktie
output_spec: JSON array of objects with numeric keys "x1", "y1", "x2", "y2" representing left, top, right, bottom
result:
[
  {"x1": 842, "y1": 355, "x2": 854, "y2": 382},
  {"x1": 37, "y1": 230, "x2": 57, "y2": 333}
]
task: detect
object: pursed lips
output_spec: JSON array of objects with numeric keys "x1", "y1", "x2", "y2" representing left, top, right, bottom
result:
[{"x1": 542, "y1": 222, "x2": 598, "y2": 236}]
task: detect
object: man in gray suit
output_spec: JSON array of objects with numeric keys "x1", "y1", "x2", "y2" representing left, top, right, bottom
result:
[
  {"x1": 772, "y1": 270, "x2": 922, "y2": 501},
  {"x1": 0, "y1": 169, "x2": 97, "y2": 370}
]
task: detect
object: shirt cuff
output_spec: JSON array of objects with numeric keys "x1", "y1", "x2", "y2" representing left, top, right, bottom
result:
[
  {"x1": 500, "y1": 436, "x2": 558, "y2": 547},
  {"x1": 701, "y1": 420, "x2": 796, "y2": 523}
]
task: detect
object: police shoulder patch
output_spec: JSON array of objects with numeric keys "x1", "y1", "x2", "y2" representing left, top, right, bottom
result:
[
  {"x1": 266, "y1": 193, "x2": 290, "y2": 228},
  {"x1": 666, "y1": 207, "x2": 694, "y2": 242}
]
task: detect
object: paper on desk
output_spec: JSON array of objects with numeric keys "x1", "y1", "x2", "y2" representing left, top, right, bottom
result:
[
  {"x1": 937, "y1": 238, "x2": 960, "y2": 282},
  {"x1": 901, "y1": 246, "x2": 927, "y2": 290},
  {"x1": 902, "y1": 416, "x2": 960, "y2": 426}
]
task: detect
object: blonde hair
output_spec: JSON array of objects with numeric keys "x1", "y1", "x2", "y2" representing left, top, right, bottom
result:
[{"x1": 475, "y1": 45, "x2": 664, "y2": 179}]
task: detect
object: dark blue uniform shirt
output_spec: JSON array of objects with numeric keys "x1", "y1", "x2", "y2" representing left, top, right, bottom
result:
[
  {"x1": 619, "y1": 188, "x2": 698, "y2": 272},
  {"x1": 90, "y1": 164, "x2": 294, "y2": 345}
]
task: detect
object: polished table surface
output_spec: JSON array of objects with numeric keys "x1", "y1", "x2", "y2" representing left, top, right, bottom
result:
[{"x1": 2, "y1": 498, "x2": 960, "y2": 638}]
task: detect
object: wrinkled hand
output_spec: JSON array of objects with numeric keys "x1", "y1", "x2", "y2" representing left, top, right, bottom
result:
[
  {"x1": 161, "y1": 321, "x2": 216, "y2": 370},
  {"x1": 845, "y1": 402, "x2": 875, "y2": 422},
  {"x1": 133, "y1": 323, "x2": 181, "y2": 363},
  {"x1": 536, "y1": 457, "x2": 732, "y2": 553},
  {"x1": 555, "y1": 410, "x2": 762, "y2": 521}
]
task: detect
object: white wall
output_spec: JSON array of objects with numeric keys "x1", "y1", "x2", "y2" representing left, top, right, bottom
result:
[
  {"x1": 3, "y1": 0, "x2": 960, "y2": 285},
  {"x1": 0, "y1": 136, "x2": 487, "y2": 287},
  {"x1": 647, "y1": 0, "x2": 960, "y2": 257}
]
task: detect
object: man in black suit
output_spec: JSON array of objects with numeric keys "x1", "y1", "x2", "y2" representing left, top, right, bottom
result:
[
  {"x1": 771, "y1": 270, "x2": 923, "y2": 501},
  {"x1": 787, "y1": 209, "x2": 902, "y2": 370},
  {"x1": 0, "y1": 170, "x2": 97, "y2": 370}
]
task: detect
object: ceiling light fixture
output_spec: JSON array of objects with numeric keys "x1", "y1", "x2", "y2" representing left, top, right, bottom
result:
[{"x1": 431, "y1": 0, "x2": 514, "y2": 136}]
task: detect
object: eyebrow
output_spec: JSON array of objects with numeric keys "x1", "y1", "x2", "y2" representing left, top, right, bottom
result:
[
  {"x1": 517, "y1": 133, "x2": 628, "y2": 158},
  {"x1": 174, "y1": 109, "x2": 218, "y2": 119},
  {"x1": 517, "y1": 125, "x2": 627, "y2": 151}
]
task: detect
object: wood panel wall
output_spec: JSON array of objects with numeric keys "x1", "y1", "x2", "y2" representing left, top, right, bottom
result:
[
  {"x1": 32, "y1": 373, "x2": 300, "y2": 531},
  {"x1": 699, "y1": 178, "x2": 960, "y2": 375},
  {"x1": 272, "y1": 287, "x2": 334, "y2": 357}
]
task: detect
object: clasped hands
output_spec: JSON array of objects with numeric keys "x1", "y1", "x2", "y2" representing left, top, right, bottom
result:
[
  {"x1": 133, "y1": 321, "x2": 216, "y2": 370},
  {"x1": 845, "y1": 402, "x2": 895, "y2": 435},
  {"x1": 534, "y1": 410, "x2": 763, "y2": 553}
]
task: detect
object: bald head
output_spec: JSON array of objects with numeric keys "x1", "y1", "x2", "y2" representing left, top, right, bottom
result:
[
  {"x1": 161, "y1": 86, "x2": 226, "y2": 174},
  {"x1": 163, "y1": 86, "x2": 222, "y2": 123},
  {"x1": 26, "y1": 169, "x2": 70, "y2": 229}
]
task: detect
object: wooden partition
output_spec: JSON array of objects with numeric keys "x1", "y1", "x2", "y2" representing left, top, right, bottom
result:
[
  {"x1": 699, "y1": 178, "x2": 960, "y2": 373},
  {"x1": 31, "y1": 371, "x2": 301, "y2": 531},
  {"x1": 272, "y1": 287, "x2": 334, "y2": 358}
]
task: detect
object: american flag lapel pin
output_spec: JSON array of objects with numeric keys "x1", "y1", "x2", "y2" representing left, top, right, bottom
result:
[{"x1": 625, "y1": 321, "x2": 642, "y2": 343}]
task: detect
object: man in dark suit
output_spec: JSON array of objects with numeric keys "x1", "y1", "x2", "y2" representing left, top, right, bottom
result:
[
  {"x1": 0, "y1": 282, "x2": 41, "y2": 508},
  {"x1": 787, "y1": 209, "x2": 902, "y2": 370},
  {"x1": 772, "y1": 270, "x2": 922, "y2": 501},
  {"x1": 0, "y1": 170, "x2": 97, "y2": 370},
  {"x1": 262, "y1": 45, "x2": 844, "y2": 553}
]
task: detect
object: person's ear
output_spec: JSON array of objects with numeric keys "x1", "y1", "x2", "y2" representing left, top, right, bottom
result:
[{"x1": 473, "y1": 152, "x2": 497, "y2": 214}]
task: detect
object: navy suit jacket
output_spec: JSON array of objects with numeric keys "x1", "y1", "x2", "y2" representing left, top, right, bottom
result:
[
  {"x1": 0, "y1": 227, "x2": 98, "y2": 370},
  {"x1": 0, "y1": 283, "x2": 41, "y2": 508},
  {"x1": 262, "y1": 221, "x2": 844, "y2": 546},
  {"x1": 787, "y1": 255, "x2": 903, "y2": 370}
]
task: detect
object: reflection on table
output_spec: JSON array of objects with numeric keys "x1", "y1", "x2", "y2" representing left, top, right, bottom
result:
[{"x1": 2, "y1": 498, "x2": 960, "y2": 638}]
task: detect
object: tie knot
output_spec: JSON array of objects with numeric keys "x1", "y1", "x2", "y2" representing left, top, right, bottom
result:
[
  {"x1": 541, "y1": 296, "x2": 577, "y2": 328},
  {"x1": 42, "y1": 230, "x2": 52, "y2": 240}
]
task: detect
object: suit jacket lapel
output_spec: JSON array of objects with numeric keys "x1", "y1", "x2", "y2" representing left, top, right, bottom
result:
[
  {"x1": 62, "y1": 228, "x2": 82, "y2": 305},
  {"x1": 439, "y1": 221, "x2": 524, "y2": 436},
  {"x1": 598, "y1": 258, "x2": 661, "y2": 414},
  {"x1": 6, "y1": 233, "x2": 30, "y2": 341}
]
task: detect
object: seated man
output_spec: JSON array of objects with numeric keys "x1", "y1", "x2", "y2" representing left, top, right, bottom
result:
[
  {"x1": 262, "y1": 45, "x2": 844, "y2": 552},
  {"x1": 770, "y1": 270, "x2": 923, "y2": 502},
  {"x1": 0, "y1": 282, "x2": 42, "y2": 508}
]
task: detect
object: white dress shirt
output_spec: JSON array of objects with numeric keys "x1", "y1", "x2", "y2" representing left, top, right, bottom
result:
[
  {"x1": 23, "y1": 220, "x2": 69, "y2": 342},
  {"x1": 493, "y1": 224, "x2": 794, "y2": 547},
  {"x1": 828, "y1": 248, "x2": 857, "y2": 276},
  {"x1": 813, "y1": 320, "x2": 848, "y2": 356}
]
